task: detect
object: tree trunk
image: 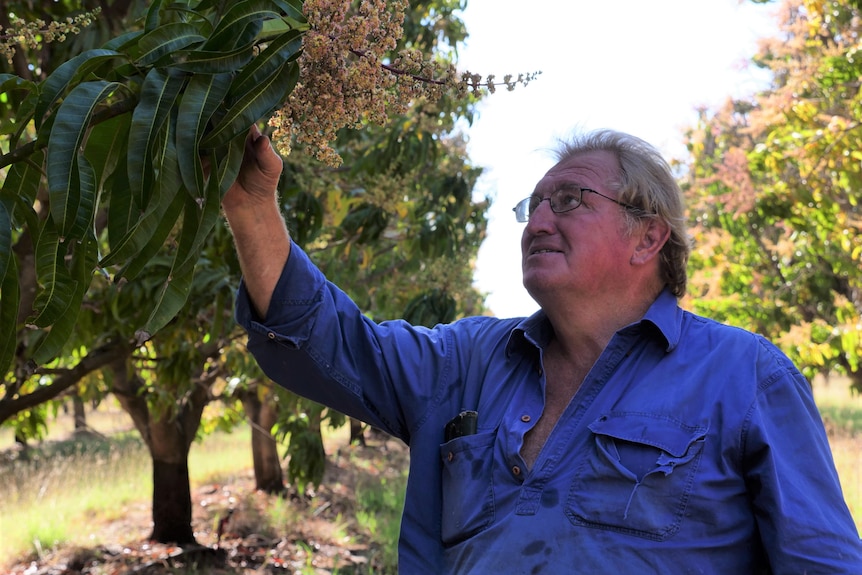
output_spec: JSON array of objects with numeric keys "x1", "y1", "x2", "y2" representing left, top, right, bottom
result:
[
  {"x1": 72, "y1": 393, "x2": 87, "y2": 432},
  {"x1": 149, "y1": 430, "x2": 195, "y2": 544},
  {"x1": 111, "y1": 357, "x2": 209, "y2": 545},
  {"x1": 349, "y1": 417, "x2": 366, "y2": 446},
  {"x1": 241, "y1": 387, "x2": 285, "y2": 494}
]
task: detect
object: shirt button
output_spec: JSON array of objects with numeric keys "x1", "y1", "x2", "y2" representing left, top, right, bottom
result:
[
  {"x1": 520, "y1": 414, "x2": 531, "y2": 423},
  {"x1": 267, "y1": 332, "x2": 276, "y2": 340},
  {"x1": 512, "y1": 466, "x2": 521, "y2": 476},
  {"x1": 447, "y1": 452, "x2": 454, "y2": 462}
]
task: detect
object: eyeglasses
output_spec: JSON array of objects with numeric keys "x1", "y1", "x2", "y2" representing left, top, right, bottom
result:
[{"x1": 512, "y1": 185, "x2": 643, "y2": 223}]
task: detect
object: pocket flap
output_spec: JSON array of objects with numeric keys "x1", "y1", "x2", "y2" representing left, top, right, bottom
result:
[{"x1": 588, "y1": 412, "x2": 707, "y2": 457}]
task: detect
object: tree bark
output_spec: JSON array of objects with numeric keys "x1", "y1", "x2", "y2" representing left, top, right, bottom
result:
[
  {"x1": 111, "y1": 357, "x2": 211, "y2": 545},
  {"x1": 241, "y1": 386, "x2": 285, "y2": 494},
  {"x1": 72, "y1": 393, "x2": 87, "y2": 432}
]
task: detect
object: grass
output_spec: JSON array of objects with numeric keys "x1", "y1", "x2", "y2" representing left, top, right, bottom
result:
[{"x1": 813, "y1": 375, "x2": 862, "y2": 532}]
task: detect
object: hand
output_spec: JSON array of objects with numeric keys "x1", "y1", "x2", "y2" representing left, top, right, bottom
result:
[{"x1": 222, "y1": 125, "x2": 284, "y2": 211}]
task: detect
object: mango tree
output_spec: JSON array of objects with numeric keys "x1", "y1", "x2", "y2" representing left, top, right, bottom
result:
[{"x1": 683, "y1": 0, "x2": 862, "y2": 392}]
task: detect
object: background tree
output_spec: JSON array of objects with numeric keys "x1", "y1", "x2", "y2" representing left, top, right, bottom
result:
[
  {"x1": 0, "y1": 0, "x2": 519, "y2": 546},
  {"x1": 683, "y1": 0, "x2": 862, "y2": 392}
]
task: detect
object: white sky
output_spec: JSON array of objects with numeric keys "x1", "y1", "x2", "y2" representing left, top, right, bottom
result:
[{"x1": 458, "y1": 0, "x2": 779, "y2": 317}]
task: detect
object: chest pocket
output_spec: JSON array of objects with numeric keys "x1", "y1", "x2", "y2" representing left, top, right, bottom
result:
[
  {"x1": 439, "y1": 431, "x2": 496, "y2": 546},
  {"x1": 565, "y1": 412, "x2": 707, "y2": 541}
]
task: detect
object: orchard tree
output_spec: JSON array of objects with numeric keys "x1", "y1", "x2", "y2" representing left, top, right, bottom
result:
[
  {"x1": 683, "y1": 0, "x2": 862, "y2": 391},
  {"x1": 0, "y1": 0, "x2": 535, "y2": 545}
]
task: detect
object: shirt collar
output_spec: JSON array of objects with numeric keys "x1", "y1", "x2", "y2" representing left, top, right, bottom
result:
[{"x1": 505, "y1": 288, "x2": 682, "y2": 356}]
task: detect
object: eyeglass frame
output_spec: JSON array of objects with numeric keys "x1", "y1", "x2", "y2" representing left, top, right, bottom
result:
[{"x1": 512, "y1": 185, "x2": 645, "y2": 223}]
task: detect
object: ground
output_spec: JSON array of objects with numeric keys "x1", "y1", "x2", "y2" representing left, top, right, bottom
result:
[{"x1": 2, "y1": 436, "x2": 408, "y2": 575}]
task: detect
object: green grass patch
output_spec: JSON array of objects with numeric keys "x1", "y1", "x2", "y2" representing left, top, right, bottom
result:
[{"x1": 0, "y1": 433, "x2": 151, "y2": 563}]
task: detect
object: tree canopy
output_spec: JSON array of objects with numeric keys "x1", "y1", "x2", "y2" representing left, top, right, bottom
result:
[{"x1": 684, "y1": 0, "x2": 862, "y2": 391}]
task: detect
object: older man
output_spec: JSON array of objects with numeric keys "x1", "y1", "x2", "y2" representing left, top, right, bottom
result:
[{"x1": 224, "y1": 125, "x2": 862, "y2": 573}]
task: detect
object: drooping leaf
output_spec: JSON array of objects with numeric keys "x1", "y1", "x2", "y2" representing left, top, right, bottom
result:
[
  {"x1": 176, "y1": 73, "x2": 232, "y2": 197},
  {"x1": 128, "y1": 67, "x2": 186, "y2": 209},
  {"x1": 202, "y1": 0, "x2": 281, "y2": 50},
  {"x1": 29, "y1": 234, "x2": 98, "y2": 366},
  {"x1": 144, "y1": 0, "x2": 166, "y2": 32},
  {"x1": 271, "y1": 0, "x2": 305, "y2": 21},
  {"x1": 227, "y1": 28, "x2": 303, "y2": 100},
  {"x1": 85, "y1": 112, "x2": 132, "y2": 192},
  {"x1": 46, "y1": 80, "x2": 119, "y2": 241},
  {"x1": 201, "y1": 61, "x2": 298, "y2": 149},
  {"x1": 34, "y1": 49, "x2": 122, "y2": 130},
  {"x1": 0, "y1": 253, "x2": 19, "y2": 379},
  {"x1": 0, "y1": 199, "x2": 10, "y2": 286},
  {"x1": 139, "y1": 254, "x2": 196, "y2": 341},
  {"x1": 29, "y1": 219, "x2": 77, "y2": 328},
  {"x1": 169, "y1": 44, "x2": 255, "y2": 74},
  {"x1": 172, "y1": 163, "x2": 223, "y2": 277},
  {"x1": 0, "y1": 150, "x2": 43, "y2": 228},
  {"x1": 108, "y1": 122, "x2": 186, "y2": 280},
  {"x1": 134, "y1": 23, "x2": 207, "y2": 67}
]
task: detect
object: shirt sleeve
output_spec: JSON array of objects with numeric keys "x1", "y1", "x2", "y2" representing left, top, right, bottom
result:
[
  {"x1": 742, "y1": 339, "x2": 862, "y2": 573},
  {"x1": 234, "y1": 241, "x2": 456, "y2": 444}
]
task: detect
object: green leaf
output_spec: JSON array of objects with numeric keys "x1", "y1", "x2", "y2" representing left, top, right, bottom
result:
[
  {"x1": 29, "y1": 233, "x2": 98, "y2": 366},
  {"x1": 201, "y1": 61, "x2": 298, "y2": 149},
  {"x1": 128, "y1": 67, "x2": 186, "y2": 209},
  {"x1": 84, "y1": 112, "x2": 131, "y2": 192},
  {"x1": 202, "y1": 0, "x2": 281, "y2": 50},
  {"x1": 134, "y1": 23, "x2": 207, "y2": 67},
  {"x1": 176, "y1": 73, "x2": 232, "y2": 197},
  {"x1": 0, "y1": 253, "x2": 19, "y2": 379},
  {"x1": 173, "y1": 165, "x2": 223, "y2": 277},
  {"x1": 0, "y1": 150, "x2": 43, "y2": 228},
  {"x1": 227, "y1": 28, "x2": 303, "y2": 99},
  {"x1": 34, "y1": 49, "x2": 122, "y2": 130},
  {"x1": 29, "y1": 219, "x2": 77, "y2": 328},
  {"x1": 272, "y1": 0, "x2": 305, "y2": 21},
  {"x1": 46, "y1": 80, "x2": 119, "y2": 241},
  {"x1": 139, "y1": 253, "x2": 196, "y2": 341},
  {"x1": 214, "y1": 130, "x2": 249, "y2": 196},
  {"x1": 169, "y1": 44, "x2": 255, "y2": 74},
  {"x1": 144, "y1": 0, "x2": 165, "y2": 32},
  {"x1": 0, "y1": 199, "x2": 10, "y2": 286},
  {"x1": 106, "y1": 125, "x2": 185, "y2": 279}
]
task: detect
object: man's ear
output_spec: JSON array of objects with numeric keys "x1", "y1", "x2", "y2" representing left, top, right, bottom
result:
[{"x1": 631, "y1": 218, "x2": 670, "y2": 265}]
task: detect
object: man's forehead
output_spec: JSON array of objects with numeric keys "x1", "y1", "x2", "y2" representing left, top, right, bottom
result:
[{"x1": 535, "y1": 151, "x2": 619, "y2": 192}]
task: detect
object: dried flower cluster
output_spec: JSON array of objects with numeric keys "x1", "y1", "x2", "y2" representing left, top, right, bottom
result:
[
  {"x1": 270, "y1": 0, "x2": 539, "y2": 166},
  {"x1": 0, "y1": 8, "x2": 101, "y2": 64}
]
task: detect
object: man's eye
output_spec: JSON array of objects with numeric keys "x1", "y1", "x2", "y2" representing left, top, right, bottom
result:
[{"x1": 556, "y1": 190, "x2": 580, "y2": 207}]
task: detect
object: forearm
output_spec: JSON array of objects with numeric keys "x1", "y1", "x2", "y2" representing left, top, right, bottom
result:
[{"x1": 223, "y1": 195, "x2": 290, "y2": 318}]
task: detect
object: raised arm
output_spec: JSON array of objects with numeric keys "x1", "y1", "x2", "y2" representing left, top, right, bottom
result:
[{"x1": 222, "y1": 125, "x2": 289, "y2": 318}]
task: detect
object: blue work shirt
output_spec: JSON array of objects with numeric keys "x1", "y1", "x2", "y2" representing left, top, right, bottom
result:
[{"x1": 236, "y1": 242, "x2": 862, "y2": 574}]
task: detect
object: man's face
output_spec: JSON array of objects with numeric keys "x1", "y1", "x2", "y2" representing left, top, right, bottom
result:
[{"x1": 520, "y1": 150, "x2": 637, "y2": 305}]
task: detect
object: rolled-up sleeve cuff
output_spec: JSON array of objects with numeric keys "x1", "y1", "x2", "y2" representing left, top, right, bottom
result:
[{"x1": 234, "y1": 240, "x2": 326, "y2": 347}]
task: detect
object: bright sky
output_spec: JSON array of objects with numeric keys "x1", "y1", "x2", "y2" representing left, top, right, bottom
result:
[{"x1": 458, "y1": 0, "x2": 779, "y2": 318}]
